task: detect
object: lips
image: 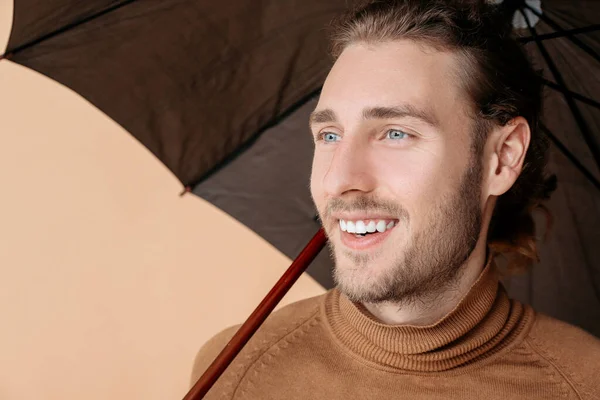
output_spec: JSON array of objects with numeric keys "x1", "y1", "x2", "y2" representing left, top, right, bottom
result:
[
  {"x1": 339, "y1": 219, "x2": 396, "y2": 234},
  {"x1": 337, "y1": 221, "x2": 397, "y2": 251}
]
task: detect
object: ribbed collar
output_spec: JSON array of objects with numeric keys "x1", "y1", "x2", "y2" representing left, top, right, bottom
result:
[{"x1": 322, "y1": 257, "x2": 533, "y2": 372}]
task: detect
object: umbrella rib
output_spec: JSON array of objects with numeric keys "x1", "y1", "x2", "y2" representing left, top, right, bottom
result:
[
  {"x1": 540, "y1": 123, "x2": 600, "y2": 193},
  {"x1": 519, "y1": 8, "x2": 600, "y2": 176},
  {"x1": 541, "y1": 79, "x2": 600, "y2": 111},
  {"x1": 523, "y1": 3, "x2": 600, "y2": 65},
  {"x1": 0, "y1": 0, "x2": 138, "y2": 59},
  {"x1": 519, "y1": 24, "x2": 600, "y2": 44},
  {"x1": 187, "y1": 87, "x2": 323, "y2": 190}
]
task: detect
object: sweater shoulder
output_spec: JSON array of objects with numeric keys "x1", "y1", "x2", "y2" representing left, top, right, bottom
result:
[
  {"x1": 190, "y1": 292, "x2": 327, "y2": 396},
  {"x1": 526, "y1": 313, "x2": 600, "y2": 399}
]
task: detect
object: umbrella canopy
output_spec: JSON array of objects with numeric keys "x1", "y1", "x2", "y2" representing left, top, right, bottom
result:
[{"x1": 2, "y1": 0, "x2": 599, "y2": 341}]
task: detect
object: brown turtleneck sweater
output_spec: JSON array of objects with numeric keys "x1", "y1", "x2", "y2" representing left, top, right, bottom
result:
[{"x1": 191, "y1": 261, "x2": 600, "y2": 399}]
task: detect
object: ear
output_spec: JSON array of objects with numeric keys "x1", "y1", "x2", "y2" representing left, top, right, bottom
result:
[{"x1": 486, "y1": 116, "x2": 531, "y2": 197}]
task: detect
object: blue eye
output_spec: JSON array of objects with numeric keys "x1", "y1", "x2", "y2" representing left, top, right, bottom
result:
[
  {"x1": 321, "y1": 132, "x2": 341, "y2": 142},
  {"x1": 386, "y1": 129, "x2": 408, "y2": 140}
]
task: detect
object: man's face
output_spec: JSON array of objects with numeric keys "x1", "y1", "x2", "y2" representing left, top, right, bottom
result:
[{"x1": 310, "y1": 41, "x2": 484, "y2": 304}]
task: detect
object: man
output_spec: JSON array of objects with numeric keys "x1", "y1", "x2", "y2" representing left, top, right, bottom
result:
[{"x1": 191, "y1": 1, "x2": 600, "y2": 398}]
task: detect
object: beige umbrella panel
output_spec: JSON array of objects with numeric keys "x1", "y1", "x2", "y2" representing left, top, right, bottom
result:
[{"x1": 0, "y1": 3, "x2": 324, "y2": 399}]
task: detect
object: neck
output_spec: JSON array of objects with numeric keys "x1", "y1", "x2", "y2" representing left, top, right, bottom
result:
[{"x1": 361, "y1": 244, "x2": 489, "y2": 326}]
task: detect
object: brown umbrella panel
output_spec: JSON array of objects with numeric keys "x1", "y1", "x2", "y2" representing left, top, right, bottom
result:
[
  {"x1": 3, "y1": 0, "x2": 347, "y2": 187},
  {"x1": 3, "y1": 0, "x2": 600, "y2": 338},
  {"x1": 2, "y1": 0, "x2": 342, "y2": 293},
  {"x1": 504, "y1": 0, "x2": 600, "y2": 335}
]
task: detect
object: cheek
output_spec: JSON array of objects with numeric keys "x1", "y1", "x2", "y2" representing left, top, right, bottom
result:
[
  {"x1": 375, "y1": 148, "x2": 454, "y2": 219},
  {"x1": 376, "y1": 149, "x2": 439, "y2": 195},
  {"x1": 310, "y1": 152, "x2": 329, "y2": 204}
]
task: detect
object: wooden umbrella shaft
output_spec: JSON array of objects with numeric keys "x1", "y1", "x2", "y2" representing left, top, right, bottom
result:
[{"x1": 183, "y1": 228, "x2": 327, "y2": 400}]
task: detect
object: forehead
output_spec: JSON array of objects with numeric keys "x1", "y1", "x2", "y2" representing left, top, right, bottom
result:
[{"x1": 317, "y1": 41, "x2": 469, "y2": 127}]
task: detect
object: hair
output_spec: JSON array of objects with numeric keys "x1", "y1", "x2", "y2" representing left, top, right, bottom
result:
[{"x1": 329, "y1": 0, "x2": 557, "y2": 272}]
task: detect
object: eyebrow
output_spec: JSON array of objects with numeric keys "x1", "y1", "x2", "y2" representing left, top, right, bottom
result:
[{"x1": 309, "y1": 104, "x2": 440, "y2": 129}]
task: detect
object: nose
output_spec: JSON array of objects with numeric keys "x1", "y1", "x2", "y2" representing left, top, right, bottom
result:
[{"x1": 322, "y1": 137, "x2": 377, "y2": 198}]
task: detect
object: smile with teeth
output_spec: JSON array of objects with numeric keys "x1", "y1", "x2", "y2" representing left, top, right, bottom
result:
[{"x1": 339, "y1": 219, "x2": 397, "y2": 235}]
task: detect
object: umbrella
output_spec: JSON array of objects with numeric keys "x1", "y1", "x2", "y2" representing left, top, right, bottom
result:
[
  {"x1": 498, "y1": 0, "x2": 600, "y2": 336},
  {"x1": 2, "y1": 1, "x2": 599, "y2": 392},
  {"x1": 1, "y1": 0, "x2": 344, "y2": 288}
]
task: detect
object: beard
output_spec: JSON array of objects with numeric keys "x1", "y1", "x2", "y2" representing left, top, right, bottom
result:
[{"x1": 325, "y1": 158, "x2": 483, "y2": 305}]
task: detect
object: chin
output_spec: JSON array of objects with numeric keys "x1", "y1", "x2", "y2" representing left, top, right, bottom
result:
[{"x1": 331, "y1": 247, "x2": 400, "y2": 303}]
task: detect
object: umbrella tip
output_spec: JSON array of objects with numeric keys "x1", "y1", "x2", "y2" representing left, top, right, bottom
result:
[{"x1": 179, "y1": 185, "x2": 192, "y2": 197}]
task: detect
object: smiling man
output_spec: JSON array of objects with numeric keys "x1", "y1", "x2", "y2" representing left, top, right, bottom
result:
[
  {"x1": 309, "y1": 42, "x2": 487, "y2": 325},
  {"x1": 191, "y1": 1, "x2": 600, "y2": 399}
]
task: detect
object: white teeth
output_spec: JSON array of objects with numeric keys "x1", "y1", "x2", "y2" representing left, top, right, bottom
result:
[
  {"x1": 366, "y1": 221, "x2": 377, "y2": 233},
  {"x1": 355, "y1": 220, "x2": 367, "y2": 234},
  {"x1": 339, "y1": 219, "x2": 397, "y2": 233},
  {"x1": 346, "y1": 221, "x2": 356, "y2": 233}
]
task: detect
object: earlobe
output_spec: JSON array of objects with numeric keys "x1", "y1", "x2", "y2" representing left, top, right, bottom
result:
[{"x1": 488, "y1": 117, "x2": 531, "y2": 196}]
